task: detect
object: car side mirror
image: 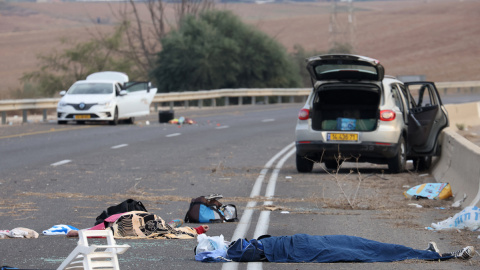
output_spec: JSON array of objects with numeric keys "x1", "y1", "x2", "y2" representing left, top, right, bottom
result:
[
  {"x1": 59, "y1": 90, "x2": 66, "y2": 96},
  {"x1": 119, "y1": 90, "x2": 128, "y2": 96}
]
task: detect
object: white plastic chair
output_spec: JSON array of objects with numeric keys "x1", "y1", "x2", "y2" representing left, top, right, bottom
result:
[{"x1": 57, "y1": 229, "x2": 130, "y2": 270}]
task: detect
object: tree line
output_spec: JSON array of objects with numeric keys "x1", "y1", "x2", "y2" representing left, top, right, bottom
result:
[{"x1": 17, "y1": 0, "x2": 351, "y2": 98}]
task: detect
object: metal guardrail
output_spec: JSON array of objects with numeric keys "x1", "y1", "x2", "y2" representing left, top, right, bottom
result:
[
  {"x1": 0, "y1": 88, "x2": 310, "y2": 124},
  {"x1": 1, "y1": 81, "x2": 480, "y2": 124}
]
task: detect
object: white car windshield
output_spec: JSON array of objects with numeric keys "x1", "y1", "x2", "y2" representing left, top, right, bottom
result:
[{"x1": 68, "y1": 83, "x2": 113, "y2": 95}]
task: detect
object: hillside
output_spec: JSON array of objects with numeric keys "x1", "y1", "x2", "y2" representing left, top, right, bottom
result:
[{"x1": 1, "y1": 0, "x2": 479, "y2": 98}]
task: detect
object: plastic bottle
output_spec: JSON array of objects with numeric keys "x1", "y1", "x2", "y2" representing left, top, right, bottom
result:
[{"x1": 168, "y1": 219, "x2": 184, "y2": 228}]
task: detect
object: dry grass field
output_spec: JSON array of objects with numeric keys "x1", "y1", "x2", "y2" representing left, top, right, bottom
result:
[{"x1": 1, "y1": 0, "x2": 480, "y2": 99}]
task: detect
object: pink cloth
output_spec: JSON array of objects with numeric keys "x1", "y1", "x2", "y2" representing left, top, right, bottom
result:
[{"x1": 89, "y1": 212, "x2": 126, "y2": 230}]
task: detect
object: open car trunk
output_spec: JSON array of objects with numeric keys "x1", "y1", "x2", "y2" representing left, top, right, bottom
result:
[{"x1": 311, "y1": 83, "x2": 381, "y2": 131}]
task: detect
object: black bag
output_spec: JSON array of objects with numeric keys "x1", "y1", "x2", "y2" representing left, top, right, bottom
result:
[
  {"x1": 95, "y1": 199, "x2": 148, "y2": 225},
  {"x1": 184, "y1": 196, "x2": 238, "y2": 223}
]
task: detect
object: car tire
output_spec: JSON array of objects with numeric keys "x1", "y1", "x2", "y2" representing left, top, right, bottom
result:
[
  {"x1": 296, "y1": 154, "x2": 314, "y2": 173},
  {"x1": 388, "y1": 136, "x2": 406, "y2": 173},
  {"x1": 324, "y1": 160, "x2": 341, "y2": 171},
  {"x1": 413, "y1": 155, "x2": 432, "y2": 172},
  {"x1": 57, "y1": 120, "x2": 67, "y2": 125},
  {"x1": 109, "y1": 108, "x2": 119, "y2": 125}
]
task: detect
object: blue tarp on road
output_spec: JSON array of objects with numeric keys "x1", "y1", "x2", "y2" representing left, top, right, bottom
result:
[{"x1": 260, "y1": 234, "x2": 445, "y2": 263}]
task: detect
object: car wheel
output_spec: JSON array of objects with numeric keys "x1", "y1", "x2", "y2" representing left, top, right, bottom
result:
[
  {"x1": 413, "y1": 155, "x2": 432, "y2": 172},
  {"x1": 388, "y1": 136, "x2": 406, "y2": 173},
  {"x1": 109, "y1": 108, "x2": 119, "y2": 125},
  {"x1": 324, "y1": 160, "x2": 342, "y2": 171},
  {"x1": 296, "y1": 154, "x2": 314, "y2": 173},
  {"x1": 57, "y1": 120, "x2": 67, "y2": 125}
]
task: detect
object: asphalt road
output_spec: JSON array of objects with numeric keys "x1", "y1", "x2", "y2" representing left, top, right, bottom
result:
[{"x1": 0, "y1": 104, "x2": 478, "y2": 270}]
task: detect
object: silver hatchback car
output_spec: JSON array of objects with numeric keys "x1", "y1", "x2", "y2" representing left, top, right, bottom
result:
[{"x1": 295, "y1": 54, "x2": 448, "y2": 173}]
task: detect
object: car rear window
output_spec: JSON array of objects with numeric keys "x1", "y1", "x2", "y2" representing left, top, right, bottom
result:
[{"x1": 314, "y1": 62, "x2": 379, "y2": 81}]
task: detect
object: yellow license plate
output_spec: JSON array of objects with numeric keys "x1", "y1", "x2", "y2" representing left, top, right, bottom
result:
[
  {"x1": 328, "y1": 133, "x2": 358, "y2": 141},
  {"x1": 75, "y1": 115, "x2": 90, "y2": 119}
]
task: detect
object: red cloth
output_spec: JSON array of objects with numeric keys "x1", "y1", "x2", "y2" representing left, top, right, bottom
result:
[{"x1": 195, "y1": 226, "x2": 206, "y2": 234}]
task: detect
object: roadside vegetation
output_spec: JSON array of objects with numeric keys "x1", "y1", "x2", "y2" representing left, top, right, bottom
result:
[{"x1": 15, "y1": 0, "x2": 352, "y2": 98}]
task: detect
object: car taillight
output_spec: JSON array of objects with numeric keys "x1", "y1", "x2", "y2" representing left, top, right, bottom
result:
[
  {"x1": 298, "y1": 108, "x2": 310, "y2": 120},
  {"x1": 380, "y1": 110, "x2": 396, "y2": 121}
]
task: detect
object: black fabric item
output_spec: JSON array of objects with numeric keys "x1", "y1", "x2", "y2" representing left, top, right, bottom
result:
[{"x1": 94, "y1": 199, "x2": 148, "y2": 226}]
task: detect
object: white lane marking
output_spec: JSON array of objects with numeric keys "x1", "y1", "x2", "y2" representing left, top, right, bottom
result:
[
  {"x1": 261, "y1": 119, "x2": 275, "y2": 122},
  {"x1": 223, "y1": 142, "x2": 295, "y2": 270},
  {"x1": 111, "y1": 144, "x2": 128, "y2": 149},
  {"x1": 166, "y1": 133, "x2": 181, "y2": 137},
  {"x1": 244, "y1": 147, "x2": 295, "y2": 270},
  {"x1": 230, "y1": 143, "x2": 295, "y2": 241},
  {"x1": 51, "y1": 160, "x2": 71, "y2": 166},
  {"x1": 253, "y1": 148, "x2": 296, "y2": 239},
  {"x1": 215, "y1": 125, "x2": 229, "y2": 129}
]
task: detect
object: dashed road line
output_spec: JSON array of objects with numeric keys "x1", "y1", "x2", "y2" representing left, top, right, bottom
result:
[
  {"x1": 50, "y1": 160, "x2": 72, "y2": 166},
  {"x1": 261, "y1": 119, "x2": 275, "y2": 122},
  {"x1": 215, "y1": 125, "x2": 230, "y2": 129},
  {"x1": 166, "y1": 133, "x2": 181, "y2": 137},
  {"x1": 111, "y1": 144, "x2": 128, "y2": 149}
]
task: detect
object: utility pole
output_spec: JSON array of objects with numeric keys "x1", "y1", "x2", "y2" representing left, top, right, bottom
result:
[{"x1": 328, "y1": 0, "x2": 356, "y2": 53}]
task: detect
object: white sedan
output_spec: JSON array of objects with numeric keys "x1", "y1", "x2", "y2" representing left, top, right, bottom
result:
[{"x1": 57, "y1": 71, "x2": 157, "y2": 125}]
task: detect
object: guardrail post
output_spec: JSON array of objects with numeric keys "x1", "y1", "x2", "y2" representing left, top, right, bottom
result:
[
  {"x1": 169, "y1": 101, "x2": 174, "y2": 110},
  {"x1": 43, "y1": 109, "x2": 47, "y2": 122},
  {"x1": 277, "y1": 96, "x2": 281, "y2": 104},
  {"x1": 252, "y1": 96, "x2": 256, "y2": 105},
  {"x1": 289, "y1": 96, "x2": 294, "y2": 103},
  {"x1": 23, "y1": 110, "x2": 28, "y2": 123},
  {"x1": 211, "y1": 98, "x2": 216, "y2": 107},
  {"x1": 224, "y1": 97, "x2": 229, "y2": 106},
  {"x1": 198, "y1": 99, "x2": 203, "y2": 109},
  {"x1": 239, "y1": 97, "x2": 243, "y2": 106},
  {"x1": 154, "y1": 103, "x2": 158, "y2": 112},
  {"x1": 264, "y1": 96, "x2": 269, "y2": 105},
  {"x1": 185, "y1": 100, "x2": 189, "y2": 109},
  {"x1": 2, "y1": 112, "x2": 6, "y2": 125}
]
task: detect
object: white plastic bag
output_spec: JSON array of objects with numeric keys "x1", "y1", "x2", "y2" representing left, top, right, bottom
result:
[
  {"x1": 195, "y1": 234, "x2": 227, "y2": 254},
  {"x1": 428, "y1": 206, "x2": 480, "y2": 231}
]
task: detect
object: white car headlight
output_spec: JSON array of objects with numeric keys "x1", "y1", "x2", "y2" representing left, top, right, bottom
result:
[
  {"x1": 58, "y1": 102, "x2": 67, "y2": 107},
  {"x1": 98, "y1": 100, "x2": 114, "y2": 108}
]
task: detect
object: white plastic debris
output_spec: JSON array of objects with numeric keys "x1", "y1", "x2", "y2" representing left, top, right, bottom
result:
[
  {"x1": 451, "y1": 193, "x2": 467, "y2": 208},
  {"x1": 429, "y1": 206, "x2": 480, "y2": 231}
]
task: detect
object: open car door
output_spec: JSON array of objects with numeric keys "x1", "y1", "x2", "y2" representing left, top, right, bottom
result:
[
  {"x1": 120, "y1": 82, "x2": 157, "y2": 118},
  {"x1": 405, "y1": 82, "x2": 449, "y2": 154}
]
